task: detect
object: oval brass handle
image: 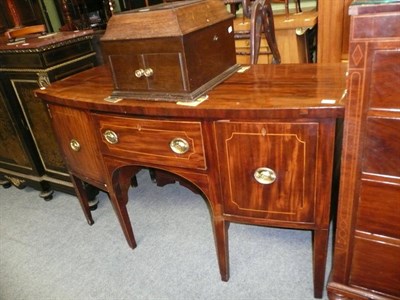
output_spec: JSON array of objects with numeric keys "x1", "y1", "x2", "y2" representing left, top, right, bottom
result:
[
  {"x1": 169, "y1": 138, "x2": 189, "y2": 154},
  {"x1": 254, "y1": 167, "x2": 277, "y2": 184},
  {"x1": 103, "y1": 130, "x2": 118, "y2": 144},
  {"x1": 135, "y1": 68, "x2": 153, "y2": 78},
  {"x1": 70, "y1": 139, "x2": 80, "y2": 152}
]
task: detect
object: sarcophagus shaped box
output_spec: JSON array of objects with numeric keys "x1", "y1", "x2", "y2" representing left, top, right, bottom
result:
[{"x1": 101, "y1": 0, "x2": 239, "y2": 102}]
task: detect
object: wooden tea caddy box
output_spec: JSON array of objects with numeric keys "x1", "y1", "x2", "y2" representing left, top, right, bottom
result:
[{"x1": 100, "y1": 0, "x2": 239, "y2": 102}]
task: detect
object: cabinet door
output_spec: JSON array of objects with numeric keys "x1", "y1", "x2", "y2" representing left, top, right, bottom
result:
[
  {"x1": 48, "y1": 105, "x2": 106, "y2": 187},
  {"x1": 108, "y1": 54, "x2": 147, "y2": 90},
  {"x1": 11, "y1": 78, "x2": 67, "y2": 177},
  {"x1": 108, "y1": 53, "x2": 186, "y2": 92},
  {"x1": 143, "y1": 53, "x2": 186, "y2": 92},
  {"x1": 0, "y1": 86, "x2": 33, "y2": 173},
  {"x1": 215, "y1": 121, "x2": 318, "y2": 223}
]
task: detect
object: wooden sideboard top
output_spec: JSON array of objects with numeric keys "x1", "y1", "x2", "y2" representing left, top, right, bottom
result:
[{"x1": 36, "y1": 63, "x2": 347, "y2": 119}]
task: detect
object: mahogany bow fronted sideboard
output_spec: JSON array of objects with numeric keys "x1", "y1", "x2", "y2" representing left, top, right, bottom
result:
[{"x1": 35, "y1": 63, "x2": 347, "y2": 298}]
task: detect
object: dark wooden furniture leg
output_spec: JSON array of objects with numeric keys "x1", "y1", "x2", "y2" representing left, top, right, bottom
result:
[
  {"x1": 150, "y1": 163, "x2": 231, "y2": 282},
  {"x1": 108, "y1": 166, "x2": 141, "y2": 250},
  {"x1": 313, "y1": 229, "x2": 329, "y2": 298},
  {"x1": 296, "y1": 0, "x2": 302, "y2": 13},
  {"x1": 70, "y1": 175, "x2": 94, "y2": 225},
  {"x1": 214, "y1": 218, "x2": 230, "y2": 281}
]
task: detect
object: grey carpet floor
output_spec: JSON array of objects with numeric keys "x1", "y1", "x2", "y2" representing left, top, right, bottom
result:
[{"x1": 0, "y1": 169, "x2": 332, "y2": 300}]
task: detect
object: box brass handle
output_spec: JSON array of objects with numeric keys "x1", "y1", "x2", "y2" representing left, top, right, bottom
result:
[
  {"x1": 254, "y1": 167, "x2": 276, "y2": 184},
  {"x1": 143, "y1": 68, "x2": 153, "y2": 77},
  {"x1": 104, "y1": 130, "x2": 119, "y2": 144},
  {"x1": 135, "y1": 69, "x2": 144, "y2": 78},
  {"x1": 169, "y1": 137, "x2": 189, "y2": 154},
  {"x1": 70, "y1": 139, "x2": 81, "y2": 152},
  {"x1": 135, "y1": 68, "x2": 153, "y2": 78}
]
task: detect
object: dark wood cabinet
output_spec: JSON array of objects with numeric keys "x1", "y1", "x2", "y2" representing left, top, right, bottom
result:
[
  {"x1": 327, "y1": 1, "x2": 400, "y2": 299},
  {"x1": 0, "y1": 30, "x2": 97, "y2": 198}
]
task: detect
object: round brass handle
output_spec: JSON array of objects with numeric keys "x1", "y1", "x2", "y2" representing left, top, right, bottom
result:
[
  {"x1": 254, "y1": 167, "x2": 277, "y2": 184},
  {"x1": 135, "y1": 68, "x2": 153, "y2": 78},
  {"x1": 169, "y1": 138, "x2": 189, "y2": 154},
  {"x1": 143, "y1": 68, "x2": 153, "y2": 77},
  {"x1": 135, "y1": 69, "x2": 145, "y2": 78},
  {"x1": 103, "y1": 130, "x2": 119, "y2": 144},
  {"x1": 70, "y1": 139, "x2": 81, "y2": 152}
]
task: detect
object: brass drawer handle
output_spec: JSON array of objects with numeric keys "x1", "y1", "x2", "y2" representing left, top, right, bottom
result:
[
  {"x1": 169, "y1": 137, "x2": 189, "y2": 154},
  {"x1": 103, "y1": 130, "x2": 119, "y2": 144},
  {"x1": 135, "y1": 68, "x2": 153, "y2": 78},
  {"x1": 254, "y1": 167, "x2": 276, "y2": 184},
  {"x1": 70, "y1": 139, "x2": 81, "y2": 152}
]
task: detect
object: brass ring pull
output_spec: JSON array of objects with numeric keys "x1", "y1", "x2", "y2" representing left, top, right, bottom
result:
[
  {"x1": 254, "y1": 167, "x2": 276, "y2": 184},
  {"x1": 103, "y1": 130, "x2": 119, "y2": 144},
  {"x1": 70, "y1": 139, "x2": 81, "y2": 152},
  {"x1": 169, "y1": 138, "x2": 189, "y2": 154}
]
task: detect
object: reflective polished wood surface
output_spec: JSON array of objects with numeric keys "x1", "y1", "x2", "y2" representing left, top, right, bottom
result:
[{"x1": 37, "y1": 63, "x2": 347, "y2": 298}]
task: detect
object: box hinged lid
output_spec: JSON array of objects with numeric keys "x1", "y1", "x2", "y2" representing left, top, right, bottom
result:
[{"x1": 101, "y1": 0, "x2": 233, "y2": 40}]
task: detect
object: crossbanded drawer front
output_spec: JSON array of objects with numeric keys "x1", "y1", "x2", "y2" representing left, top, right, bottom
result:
[
  {"x1": 93, "y1": 114, "x2": 206, "y2": 170},
  {"x1": 363, "y1": 118, "x2": 400, "y2": 178},
  {"x1": 350, "y1": 235, "x2": 400, "y2": 297},
  {"x1": 356, "y1": 180, "x2": 400, "y2": 239}
]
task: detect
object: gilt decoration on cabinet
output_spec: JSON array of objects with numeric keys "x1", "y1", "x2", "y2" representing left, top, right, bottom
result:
[{"x1": 0, "y1": 30, "x2": 98, "y2": 198}]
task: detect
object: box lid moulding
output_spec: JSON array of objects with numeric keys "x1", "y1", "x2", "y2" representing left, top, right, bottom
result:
[{"x1": 101, "y1": 0, "x2": 234, "y2": 41}]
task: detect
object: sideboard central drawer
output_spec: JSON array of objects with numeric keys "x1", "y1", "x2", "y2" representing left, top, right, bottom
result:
[{"x1": 92, "y1": 114, "x2": 206, "y2": 170}]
